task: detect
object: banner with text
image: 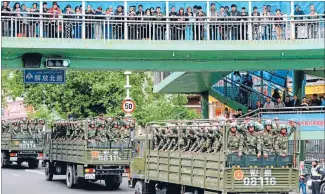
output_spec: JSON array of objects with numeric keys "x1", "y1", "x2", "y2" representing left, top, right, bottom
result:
[{"x1": 261, "y1": 113, "x2": 324, "y2": 131}]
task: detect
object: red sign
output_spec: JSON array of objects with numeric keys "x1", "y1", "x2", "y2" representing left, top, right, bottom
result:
[{"x1": 122, "y1": 100, "x2": 136, "y2": 113}]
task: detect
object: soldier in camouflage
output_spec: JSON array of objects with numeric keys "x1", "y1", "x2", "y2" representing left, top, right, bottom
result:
[
  {"x1": 211, "y1": 125, "x2": 223, "y2": 154},
  {"x1": 87, "y1": 121, "x2": 97, "y2": 147},
  {"x1": 188, "y1": 127, "x2": 203, "y2": 152},
  {"x1": 1, "y1": 120, "x2": 9, "y2": 133},
  {"x1": 198, "y1": 124, "x2": 213, "y2": 153},
  {"x1": 243, "y1": 122, "x2": 262, "y2": 158},
  {"x1": 161, "y1": 125, "x2": 176, "y2": 151},
  {"x1": 65, "y1": 121, "x2": 73, "y2": 140},
  {"x1": 274, "y1": 121, "x2": 296, "y2": 157},
  {"x1": 97, "y1": 121, "x2": 109, "y2": 143},
  {"x1": 110, "y1": 117, "x2": 122, "y2": 142},
  {"x1": 12, "y1": 120, "x2": 21, "y2": 137},
  {"x1": 182, "y1": 127, "x2": 195, "y2": 152},
  {"x1": 227, "y1": 122, "x2": 244, "y2": 157},
  {"x1": 178, "y1": 126, "x2": 187, "y2": 151},
  {"x1": 261, "y1": 119, "x2": 276, "y2": 158},
  {"x1": 20, "y1": 118, "x2": 29, "y2": 136},
  {"x1": 120, "y1": 120, "x2": 131, "y2": 143},
  {"x1": 166, "y1": 127, "x2": 178, "y2": 151},
  {"x1": 152, "y1": 125, "x2": 160, "y2": 149},
  {"x1": 155, "y1": 128, "x2": 167, "y2": 151}
]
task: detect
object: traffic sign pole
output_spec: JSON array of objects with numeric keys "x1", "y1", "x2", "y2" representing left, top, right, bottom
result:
[{"x1": 124, "y1": 71, "x2": 132, "y2": 117}]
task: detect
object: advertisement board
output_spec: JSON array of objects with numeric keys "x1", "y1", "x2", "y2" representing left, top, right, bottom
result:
[{"x1": 261, "y1": 113, "x2": 324, "y2": 131}]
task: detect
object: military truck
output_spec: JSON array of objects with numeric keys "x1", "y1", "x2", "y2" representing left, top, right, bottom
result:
[
  {"x1": 1, "y1": 119, "x2": 45, "y2": 168},
  {"x1": 129, "y1": 119, "x2": 300, "y2": 194},
  {"x1": 43, "y1": 117, "x2": 135, "y2": 189}
]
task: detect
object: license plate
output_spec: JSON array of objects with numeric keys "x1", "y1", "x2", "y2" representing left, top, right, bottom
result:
[
  {"x1": 85, "y1": 173, "x2": 95, "y2": 180},
  {"x1": 10, "y1": 157, "x2": 18, "y2": 161}
]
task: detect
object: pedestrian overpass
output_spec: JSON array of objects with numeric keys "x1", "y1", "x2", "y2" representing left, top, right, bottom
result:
[{"x1": 1, "y1": 2, "x2": 325, "y2": 140}]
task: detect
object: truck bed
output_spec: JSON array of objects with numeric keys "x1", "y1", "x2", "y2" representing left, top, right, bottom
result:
[
  {"x1": 1, "y1": 133, "x2": 43, "y2": 152},
  {"x1": 146, "y1": 150, "x2": 298, "y2": 193},
  {"x1": 50, "y1": 140, "x2": 131, "y2": 165}
]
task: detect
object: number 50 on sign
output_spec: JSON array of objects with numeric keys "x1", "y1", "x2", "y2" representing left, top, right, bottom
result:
[{"x1": 122, "y1": 100, "x2": 136, "y2": 113}]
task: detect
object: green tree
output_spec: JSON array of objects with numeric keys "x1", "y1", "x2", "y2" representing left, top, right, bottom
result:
[
  {"x1": 1, "y1": 71, "x2": 200, "y2": 124},
  {"x1": 1, "y1": 70, "x2": 25, "y2": 106}
]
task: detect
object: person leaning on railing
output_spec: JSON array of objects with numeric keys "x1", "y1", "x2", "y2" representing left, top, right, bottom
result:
[
  {"x1": 274, "y1": 9, "x2": 284, "y2": 40},
  {"x1": 29, "y1": 3, "x2": 40, "y2": 38}
]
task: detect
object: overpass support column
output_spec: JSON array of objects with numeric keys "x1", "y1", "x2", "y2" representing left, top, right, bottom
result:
[
  {"x1": 293, "y1": 70, "x2": 305, "y2": 99},
  {"x1": 201, "y1": 92, "x2": 209, "y2": 119}
]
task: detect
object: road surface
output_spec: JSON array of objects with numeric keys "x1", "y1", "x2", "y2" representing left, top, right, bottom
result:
[
  {"x1": 2, "y1": 162, "x2": 311, "y2": 194},
  {"x1": 2, "y1": 162, "x2": 134, "y2": 194}
]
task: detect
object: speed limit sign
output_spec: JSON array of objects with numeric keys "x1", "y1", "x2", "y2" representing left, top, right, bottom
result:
[{"x1": 122, "y1": 100, "x2": 136, "y2": 113}]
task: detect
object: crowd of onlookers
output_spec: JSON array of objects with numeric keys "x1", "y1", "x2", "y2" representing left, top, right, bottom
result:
[
  {"x1": 262, "y1": 93, "x2": 325, "y2": 109},
  {"x1": 1, "y1": 1, "x2": 324, "y2": 40},
  {"x1": 221, "y1": 93, "x2": 325, "y2": 119}
]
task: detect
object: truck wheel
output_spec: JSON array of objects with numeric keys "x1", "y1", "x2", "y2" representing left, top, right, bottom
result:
[
  {"x1": 66, "y1": 165, "x2": 75, "y2": 188},
  {"x1": 105, "y1": 180, "x2": 121, "y2": 190},
  {"x1": 134, "y1": 181, "x2": 144, "y2": 194},
  {"x1": 45, "y1": 162, "x2": 53, "y2": 181}
]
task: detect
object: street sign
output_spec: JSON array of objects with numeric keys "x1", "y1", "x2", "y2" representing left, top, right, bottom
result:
[
  {"x1": 23, "y1": 69, "x2": 66, "y2": 84},
  {"x1": 122, "y1": 100, "x2": 136, "y2": 113}
]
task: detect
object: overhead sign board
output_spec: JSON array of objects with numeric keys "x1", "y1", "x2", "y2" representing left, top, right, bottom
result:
[
  {"x1": 122, "y1": 100, "x2": 136, "y2": 113},
  {"x1": 24, "y1": 69, "x2": 66, "y2": 84},
  {"x1": 261, "y1": 113, "x2": 325, "y2": 131}
]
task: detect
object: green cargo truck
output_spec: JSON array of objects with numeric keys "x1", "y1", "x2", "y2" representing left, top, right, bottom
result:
[
  {"x1": 1, "y1": 119, "x2": 45, "y2": 168},
  {"x1": 43, "y1": 118, "x2": 134, "y2": 189},
  {"x1": 129, "y1": 119, "x2": 300, "y2": 194}
]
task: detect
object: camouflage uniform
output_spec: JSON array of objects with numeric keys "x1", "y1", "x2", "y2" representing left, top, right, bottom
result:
[
  {"x1": 97, "y1": 122, "x2": 109, "y2": 142},
  {"x1": 110, "y1": 118, "x2": 122, "y2": 142},
  {"x1": 211, "y1": 125, "x2": 223, "y2": 154},
  {"x1": 11, "y1": 121, "x2": 21, "y2": 137},
  {"x1": 182, "y1": 128, "x2": 195, "y2": 152},
  {"x1": 227, "y1": 123, "x2": 244, "y2": 155},
  {"x1": 198, "y1": 124, "x2": 213, "y2": 153},
  {"x1": 87, "y1": 122, "x2": 97, "y2": 141},
  {"x1": 261, "y1": 120, "x2": 276, "y2": 155},
  {"x1": 65, "y1": 121, "x2": 73, "y2": 140},
  {"x1": 243, "y1": 122, "x2": 262, "y2": 155},
  {"x1": 20, "y1": 118, "x2": 29, "y2": 136},
  {"x1": 155, "y1": 128, "x2": 167, "y2": 151},
  {"x1": 166, "y1": 128, "x2": 178, "y2": 151},
  {"x1": 274, "y1": 123, "x2": 296, "y2": 156},
  {"x1": 161, "y1": 125, "x2": 176, "y2": 151},
  {"x1": 1, "y1": 121, "x2": 9, "y2": 133},
  {"x1": 152, "y1": 125, "x2": 160, "y2": 149},
  {"x1": 188, "y1": 127, "x2": 202, "y2": 152},
  {"x1": 178, "y1": 127, "x2": 187, "y2": 151},
  {"x1": 120, "y1": 120, "x2": 131, "y2": 143}
]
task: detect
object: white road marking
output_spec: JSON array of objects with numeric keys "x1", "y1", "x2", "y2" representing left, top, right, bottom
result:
[
  {"x1": 12, "y1": 174, "x2": 20, "y2": 176},
  {"x1": 25, "y1": 169, "x2": 45, "y2": 175}
]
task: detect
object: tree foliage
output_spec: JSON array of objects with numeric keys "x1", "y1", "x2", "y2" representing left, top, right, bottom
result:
[{"x1": 1, "y1": 70, "x2": 200, "y2": 125}]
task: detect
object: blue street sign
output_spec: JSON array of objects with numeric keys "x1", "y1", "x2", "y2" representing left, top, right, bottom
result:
[{"x1": 23, "y1": 69, "x2": 66, "y2": 84}]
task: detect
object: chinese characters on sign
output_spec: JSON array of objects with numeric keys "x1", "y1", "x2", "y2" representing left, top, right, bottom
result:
[{"x1": 24, "y1": 70, "x2": 66, "y2": 84}]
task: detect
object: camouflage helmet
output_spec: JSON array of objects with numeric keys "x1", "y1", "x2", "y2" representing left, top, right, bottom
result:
[
  {"x1": 264, "y1": 119, "x2": 272, "y2": 126},
  {"x1": 279, "y1": 124, "x2": 287, "y2": 131},
  {"x1": 247, "y1": 121, "x2": 255, "y2": 128},
  {"x1": 229, "y1": 122, "x2": 237, "y2": 129},
  {"x1": 191, "y1": 123, "x2": 199, "y2": 130},
  {"x1": 89, "y1": 121, "x2": 96, "y2": 128}
]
